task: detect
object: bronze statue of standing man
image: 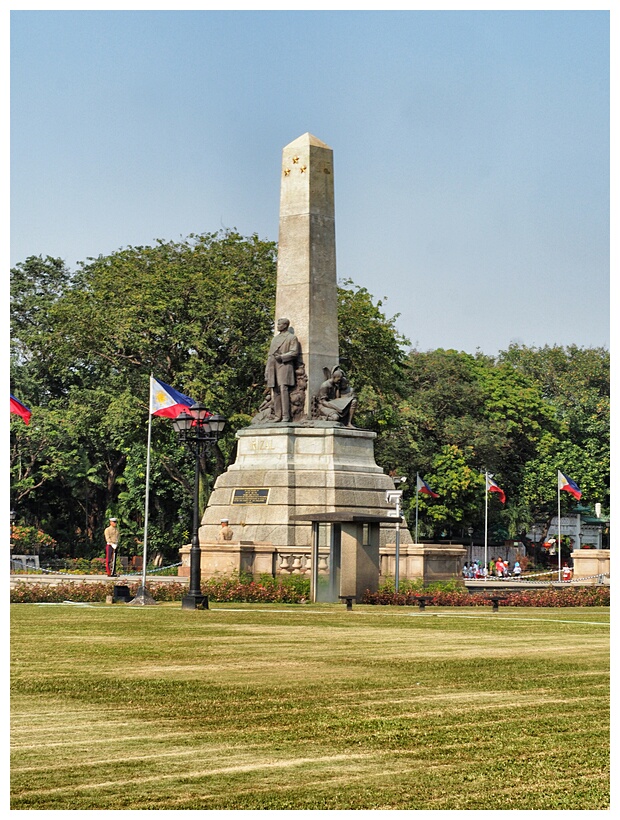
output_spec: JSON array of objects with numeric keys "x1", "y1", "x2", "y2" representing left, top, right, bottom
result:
[{"x1": 265, "y1": 318, "x2": 299, "y2": 422}]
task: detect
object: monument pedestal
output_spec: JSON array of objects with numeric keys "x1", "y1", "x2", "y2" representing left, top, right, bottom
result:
[{"x1": 192, "y1": 423, "x2": 412, "y2": 577}]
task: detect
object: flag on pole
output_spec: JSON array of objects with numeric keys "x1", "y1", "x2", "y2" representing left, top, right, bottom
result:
[
  {"x1": 558, "y1": 471, "x2": 582, "y2": 500},
  {"x1": 416, "y1": 475, "x2": 439, "y2": 498},
  {"x1": 486, "y1": 474, "x2": 506, "y2": 504},
  {"x1": 150, "y1": 377, "x2": 194, "y2": 418},
  {"x1": 10, "y1": 394, "x2": 31, "y2": 425}
]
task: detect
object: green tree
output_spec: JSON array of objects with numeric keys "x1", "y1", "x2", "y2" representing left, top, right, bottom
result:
[
  {"x1": 10, "y1": 232, "x2": 279, "y2": 555},
  {"x1": 10, "y1": 255, "x2": 73, "y2": 403},
  {"x1": 10, "y1": 232, "x2": 412, "y2": 559},
  {"x1": 393, "y1": 348, "x2": 560, "y2": 539},
  {"x1": 396, "y1": 344, "x2": 609, "y2": 547},
  {"x1": 337, "y1": 280, "x2": 408, "y2": 400},
  {"x1": 337, "y1": 281, "x2": 410, "y2": 470},
  {"x1": 416, "y1": 444, "x2": 485, "y2": 537},
  {"x1": 12, "y1": 236, "x2": 608, "y2": 565},
  {"x1": 500, "y1": 344, "x2": 609, "y2": 514}
]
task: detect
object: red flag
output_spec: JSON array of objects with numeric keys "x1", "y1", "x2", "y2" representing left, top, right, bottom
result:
[
  {"x1": 416, "y1": 475, "x2": 439, "y2": 498},
  {"x1": 150, "y1": 376, "x2": 195, "y2": 419},
  {"x1": 10, "y1": 394, "x2": 31, "y2": 425},
  {"x1": 558, "y1": 471, "x2": 582, "y2": 501},
  {"x1": 486, "y1": 475, "x2": 506, "y2": 504}
]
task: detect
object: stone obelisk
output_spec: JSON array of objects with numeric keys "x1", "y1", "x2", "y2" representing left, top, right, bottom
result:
[
  {"x1": 275, "y1": 133, "x2": 339, "y2": 412},
  {"x1": 181, "y1": 133, "x2": 420, "y2": 585}
]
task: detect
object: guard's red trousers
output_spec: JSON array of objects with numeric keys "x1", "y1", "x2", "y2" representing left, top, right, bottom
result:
[{"x1": 105, "y1": 544, "x2": 117, "y2": 576}]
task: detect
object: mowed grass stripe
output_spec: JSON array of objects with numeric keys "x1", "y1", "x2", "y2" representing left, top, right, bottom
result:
[
  {"x1": 16, "y1": 748, "x2": 606, "y2": 811},
  {"x1": 10, "y1": 689, "x2": 609, "y2": 753},
  {"x1": 16, "y1": 723, "x2": 602, "y2": 775},
  {"x1": 12, "y1": 608, "x2": 608, "y2": 665},
  {"x1": 11, "y1": 603, "x2": 609, "y2": 810},
  {"x1": 11, "y1": 742, "x2": 252, "y2": 772},
  {"x1": 15, "y1": 752, "x2": 374, "y2": 797},
  {"x1": 13, "y1": 671, "x2": 605, "y2": 713},
  {"x1": 207, "y1": 604, "x2": 611, "y2": 625}
]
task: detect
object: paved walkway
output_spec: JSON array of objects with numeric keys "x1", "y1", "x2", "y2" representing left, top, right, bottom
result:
[
  {"x1": 464, "y1": 578, "x2": 609, "y2": 590},
  {"x1": 10, "y1": 572, "x2": 189, "y2": 588},
  {"x1": 11, "y1": 573, "x2": 607, "y2": 590}
]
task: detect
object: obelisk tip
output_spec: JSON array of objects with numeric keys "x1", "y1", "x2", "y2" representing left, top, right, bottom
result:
[{"x1": 284, "y1": 132, "x2": 332, "y2": 151}]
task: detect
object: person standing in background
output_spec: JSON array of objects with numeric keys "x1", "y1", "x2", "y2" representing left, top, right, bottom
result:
[{"x1": 104, "y1": 517, "x2": 119, "y2": 577}]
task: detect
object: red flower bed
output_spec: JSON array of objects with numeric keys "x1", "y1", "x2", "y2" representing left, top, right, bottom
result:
[
  {"x1": 361, "y1": 586, "x2": 610, "y2": 607},
  {"x1": 10, "y1": 576, "x2": 310, "y2": 604},
  {"x1": 202, "y1": 578, "x2": 307, "y2": 603},
  {"x1": 10, "y1": 581, "x2": 116, "y2": 603},
  {"x1": 10, "y1": 579, "x2": 608, "y2": 607}
]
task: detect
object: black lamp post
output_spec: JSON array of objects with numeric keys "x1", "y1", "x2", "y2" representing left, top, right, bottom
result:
[
  {"x1": 172, "y1": 403, "x2": 226, "y2": 610},
  {"x1": 10, "y1": 510, "x2": 16, "y2": 555}
]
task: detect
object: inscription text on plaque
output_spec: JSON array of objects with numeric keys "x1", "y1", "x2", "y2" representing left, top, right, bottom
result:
[{"x1": 232, "y1": 488, "x2": 270, "y2": 505}]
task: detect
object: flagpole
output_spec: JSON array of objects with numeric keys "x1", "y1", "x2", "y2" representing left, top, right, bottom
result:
[
  {"x1": 415, "y1": 472, "x2": 419, "y2": 544},
  {"x1": 141, "y1": 375, "x2": 153, "y2": 590},
  {"x1": 557, "y1": 471, "x2": 561, "y2": 582},
  {"x1": 484, "y1": 471, "x2": 488, "y2": 580}
]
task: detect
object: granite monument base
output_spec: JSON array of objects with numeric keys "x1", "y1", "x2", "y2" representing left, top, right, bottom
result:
[{"x1": 196, "y1": 423, "x2": 413, "y2": 552}]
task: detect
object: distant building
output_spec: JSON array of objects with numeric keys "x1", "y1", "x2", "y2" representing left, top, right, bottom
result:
[{"x1": 527, "y1": 504, "x2": 609, "y2": 551}]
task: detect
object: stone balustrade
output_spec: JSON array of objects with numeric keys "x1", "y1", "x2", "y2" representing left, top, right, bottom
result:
[
  {"x1": 276, "y1": 550, "x2": 330, "y2": 575},
  {"x1": 180, "y1": 540, "x2": 465, "y2": 584}
]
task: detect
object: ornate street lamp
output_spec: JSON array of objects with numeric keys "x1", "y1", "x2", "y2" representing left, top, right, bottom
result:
[
  {"x1": 172, "y1": 403, "x2": 226, "y2": 610},
  {"x1": 10, "y1": 510, "x2": 16, "y2": 555},
  {"x1": 386, "y1": 477, "x2": 406, "y2": 592}
]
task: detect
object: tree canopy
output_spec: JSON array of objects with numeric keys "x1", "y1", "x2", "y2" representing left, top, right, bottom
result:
[
  {"x1": 10, "y1": 233, "x2": 609, "y2": 561},
  {"x1": 385, "y1": 345, "x2": 609, "y2": 544}
]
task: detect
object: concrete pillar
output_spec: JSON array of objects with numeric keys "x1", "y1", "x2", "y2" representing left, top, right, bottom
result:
[{"x1": 340, "y1": 522, "x2": 380, "y2": 600}]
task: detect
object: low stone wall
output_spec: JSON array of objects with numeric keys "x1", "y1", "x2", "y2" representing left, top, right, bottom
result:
[
  {"x1": 571, "y1": 549, "x2": 610, "y2": 582},
  {"x1": 380, "y1": 543, "x2": 466, "y2": 584},
  {"x1": 180, "y1": 541, "x2": 466, "y2": 583},
  {"x1": 178, "y1": 542, "x2": 276, "y2": 578},
  {"x1": 179, "y1": 543, "x2": 313, "y2": 578}
]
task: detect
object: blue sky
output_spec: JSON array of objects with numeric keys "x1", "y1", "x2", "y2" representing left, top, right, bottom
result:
[{"x1": 9, "y1": 8, "x2": 611, "y2": 355}]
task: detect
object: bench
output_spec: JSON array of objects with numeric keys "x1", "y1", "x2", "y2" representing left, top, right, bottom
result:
[
  {"x1": 414, "y1": 595, "x2": 431, "y2": 610},
  {"x1": 489, "y1": 595, "x2": 506, "y2": 612},
  {"x1": 338, "y1": 595, "x2": 355, "y2": 611}
]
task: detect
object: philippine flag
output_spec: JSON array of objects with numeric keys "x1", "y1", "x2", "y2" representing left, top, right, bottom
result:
[
  {"x1": 486, "y1": 475, "x2": 506, "y2": 504},
  {"x1": 150, "y1": 377, "x2": 195, "y2": 419},
  {"x1": 10, "y1": 394, "x2": 32, "y2": 425},
  {"x1": 558, "y1": 471, "x2": 582, "y2": 500},
  {"x1": 416, "y1": 475, "x2": 439, "y2": 498}
]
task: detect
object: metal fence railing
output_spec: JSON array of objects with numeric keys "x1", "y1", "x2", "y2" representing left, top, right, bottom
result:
[{"x1": 10, "y1": 559, "x2": 183, "y2": 576}]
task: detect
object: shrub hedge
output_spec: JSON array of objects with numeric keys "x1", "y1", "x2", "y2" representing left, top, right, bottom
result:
[
  {"x1": 9, "y1": 574, "x2": 311, "y2": 604},
  {"x1": 362, "y1": 585, "x2": 610, "y2": 607},
  {"x1": 10, "y1": 577, "x2": 609, "y2": 606}
]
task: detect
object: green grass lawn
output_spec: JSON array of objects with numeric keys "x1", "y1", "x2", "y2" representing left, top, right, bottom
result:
[{"x1": 11, "y1": 602, "x2": 609, "y2": 810}]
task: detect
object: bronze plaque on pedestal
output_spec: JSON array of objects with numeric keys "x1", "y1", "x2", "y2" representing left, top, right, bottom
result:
[{"x1": 231, "y1": 488, "x2": 270, "y2": 505}]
